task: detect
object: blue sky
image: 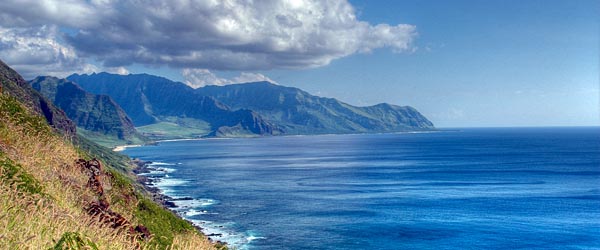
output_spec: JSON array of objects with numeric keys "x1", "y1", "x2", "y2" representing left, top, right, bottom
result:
[
  {"x1": 0, "y1": 0, "x2": 597, "y2": 127},
  {"x1": 272, "y1": 0, "x2": 600, "y2": 127}
]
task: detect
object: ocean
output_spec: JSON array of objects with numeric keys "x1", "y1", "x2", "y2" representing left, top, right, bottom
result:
[{"x1": 124, "y1": 127, "x2": 600, "y2": 250}]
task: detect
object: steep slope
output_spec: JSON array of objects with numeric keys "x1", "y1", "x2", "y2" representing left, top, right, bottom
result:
[
  {"x1": 67, "y1": 73, "x2": 433, "y2": 137},
  {"x1": 0, "y1": 60, "x2": 75, "y2": 138},
  {"x1": 30, "y1": 76, "x2": 148, "y2": 146},
  {"x1": 0, "y1": 61, "x2": 217, "y2": 249},
  {"x1": 196, "y1": 82, "x2": 434, "y2": 134},
  {"x1": 67, "y1": 73, "x2": 281, "y2": 138}
]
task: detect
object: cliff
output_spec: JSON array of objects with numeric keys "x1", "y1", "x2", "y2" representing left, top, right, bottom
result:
[
  {"x1": 0, "y1": 59, "x2": 220, "y2": 249},
  {"x1": 30, "y1": 76, "x2": 148, "y2": 146}
]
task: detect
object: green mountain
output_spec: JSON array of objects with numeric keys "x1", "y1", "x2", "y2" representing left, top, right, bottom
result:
[
  {"x1": 67, "y1": 72, "x2": 433, "y2": 138},
  {"x1": 0, "y1": 60, "x2": 76, "y2": 138},
  {"x1": 67, "y1": 73, "x2": 281, "y2": 139},
  {"x1": 196, "y1": 82, "x2": 435, "y2": 134},
  {"x1": 30, "y1": 76, "x2": 148, "y2": 146}
]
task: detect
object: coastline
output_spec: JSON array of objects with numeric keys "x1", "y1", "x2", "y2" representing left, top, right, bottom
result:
[
  {"x1": 131, "y1": 158, "x2": 230, "y2": 247},
  {"x1": 114, "y1": 130, "x2": 443, "y2": 248},
  {"x1": 113, "y1": 137, "x2": 233, "y2": 152},
  {"x1": 113, "y1": 144, "x2": 142, "y2": 152}
]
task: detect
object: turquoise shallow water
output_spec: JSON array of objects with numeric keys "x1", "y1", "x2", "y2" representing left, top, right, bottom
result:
[{"x1": 125, "y1": 127, "x2": 600, "y2": 250}]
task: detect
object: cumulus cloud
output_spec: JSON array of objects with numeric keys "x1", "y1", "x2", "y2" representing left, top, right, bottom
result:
[
  {"x1": 0, "y1": 25, "x2": 99, "y2": 78},
  {"x1": 232, "y1": 72, "x2": 276, "y2": 84},
  {"x1": 105, "y1": 66, "x2": 130, "y2": 75},
  {"x1": 182, "y1": 68, "x2": 230, "y2": 88},
  {"x1": 0, "y1": 0, "x2": 417, "y2": 73},
  {"x1": 182, "y1": 68, "x2": 276, "y2": 88}
]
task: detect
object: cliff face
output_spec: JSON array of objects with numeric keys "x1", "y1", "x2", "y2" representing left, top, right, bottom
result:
[
  {"x1": 197, "y1": 82, "x2": 435, "y2": 134},
  {"x1": 67, "y1": 73, "x2": 282, "y2": 137},
  {"x1": 0, "y1": 60, "x2": 76, "y2": 138},
  {"x1": 30, "y1": 76, "x2": 146, "y2": 142},
  {"x1": 68, "y1": 73, "x2": 434, "y2": 138}
]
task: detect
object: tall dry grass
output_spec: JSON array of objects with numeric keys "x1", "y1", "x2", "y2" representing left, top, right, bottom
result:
[{"x1": 0, "y1": 94, "x2": 216, "y2": 249}]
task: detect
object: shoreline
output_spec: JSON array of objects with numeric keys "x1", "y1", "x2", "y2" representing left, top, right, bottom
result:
[
  {"x1": 113, "y1": 144, "x2": 142, "y2": 152},
  {"x1": 113, "y1": 129, "x2": 443, "y2": 151},
  {"x1": 131, "y1": 159, "x2": 229, "y2": 247},
  {"x1": 113, "y1": 137, "x2": 233, "y2": 151}
]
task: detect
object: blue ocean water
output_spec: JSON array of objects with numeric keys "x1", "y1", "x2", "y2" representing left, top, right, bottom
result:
[{"x1": 124, "y1": 127, "x2": 600, "y2": 250}]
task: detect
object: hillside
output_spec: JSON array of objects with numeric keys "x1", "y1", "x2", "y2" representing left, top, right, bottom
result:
[
  {"x1": 196, "y1": 82, "x2": 435, "y2": 134},
  {"x1": 67, "y1": 73, "x2": 281, "y2": 139},
  {"x1": 30, "y1": 76, "x2": 148, "y2": 147},
  {"x1": 67, "y1": 73, "x2": 434, "y2": 139},
  {"x1": 0, "y1": 61, "x2": 76, "y2": 138},
  {"x1": 0, "y1": 60, "x2": 218, "y2": 249}
]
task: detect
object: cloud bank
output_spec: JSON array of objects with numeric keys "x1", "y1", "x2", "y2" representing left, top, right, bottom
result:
[
  {"x1": 0, "y1": 0, "x2": 417, "y2": 78},
  {"x1": 182, "y1": 68, "x2": 276, "y2": 88}
]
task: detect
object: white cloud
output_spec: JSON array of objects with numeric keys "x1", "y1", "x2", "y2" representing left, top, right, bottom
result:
[
  {"x1": 105, "y1": 66, "x2": 130, "y2": 75},
  {"x1": 182, "y1": 68, "x2": 277, "y2": 88},
  {"x1": 182, "y1": 68, "x2": 230, "y2": 88},
  {"x1": 0, "y1": 25, "x2": 99, "y2": 78},
  {"x1": 0, "y1": 0, "x2": 417, "y2": 72},
  {"x1": 232, "y1": 72, "x2": 276, "y2": 84}
]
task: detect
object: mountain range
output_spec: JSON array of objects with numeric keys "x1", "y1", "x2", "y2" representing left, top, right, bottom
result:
[
  {"x1": 0, "y1": 60, "x2": 75, "y2": 138},
  {"x1": 30, "y1": 76, "x2": 148, "y2": 145},
  {"x1": 66, "y1": 73, "x2": 434, "y2": 139},
  {"x1": 67, "y1": 73, "x2": 281, "y2": 138},
  {"x1": 197, "y1": 82, "x2": 434, "y2": 134}
]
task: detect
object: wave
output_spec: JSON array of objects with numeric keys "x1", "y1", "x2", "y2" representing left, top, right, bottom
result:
[
  {"x1": 186, "y1": 219, "x2": 262, "y2": 250},
  {"x1": 184, "y1": 209, "x2": 218, "y2": 216},
  {"x1": 154, "y1": 178, "x2": 188, "y2": 187},
  {"x1": 137, "y1": 161, "x2": 256, "y2": 249},
  {"x1": 147, "y1": 161, "x2": 176, "y2": 166}
]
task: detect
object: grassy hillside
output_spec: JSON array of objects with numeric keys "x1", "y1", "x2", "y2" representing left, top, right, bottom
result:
[
  {"x1": 136, "y1": 117, "x2": 212, "y2": 140},
  {"x1": 0, "y1": 91, "x2": 218, "y2": 248},
  {"x1": 30, "y1": 76, "x2": 150, "y2": 148}
]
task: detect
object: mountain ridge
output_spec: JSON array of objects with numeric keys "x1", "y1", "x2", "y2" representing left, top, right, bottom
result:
[
  {"x1": 66, "y1": 72, "x2": 433, "y2": 139},
  {"x1": 0, "y1": 60, "x2": 76, "y2": 138},
  {"x1": 30, "y1": 76, "x2": 148, "y2": 146},
  {"x1": 195, "y1": 81, "x2": 434, "y2": 134},
  {"x1": 67, "y1": 72, "x2": 282, "y2": 138}
]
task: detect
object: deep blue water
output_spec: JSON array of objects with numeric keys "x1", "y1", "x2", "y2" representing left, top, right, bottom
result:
[{"x1": 124, "y1": 127, "x2": 600, "y2": 250}]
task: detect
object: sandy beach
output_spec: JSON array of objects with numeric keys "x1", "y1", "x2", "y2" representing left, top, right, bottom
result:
[{"x1": 112, "y1": 144, "x2": 142, "y2": 152}]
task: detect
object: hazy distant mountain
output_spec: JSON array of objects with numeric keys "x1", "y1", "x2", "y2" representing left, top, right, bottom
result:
[
  {"x1": 30, "y1": 76, "x2": 147, "y2": 145},
  {"x1": 66, "y1": 72, "x2": 433, "y2": 138},
  {"x1": 0, "y1": 60, "x2": 76, "y2": 138},
  {"x1": 196, "y1": 82, "x2": 434, "y2": 134},
  {"x1": 67, "y1": 73, "x2": 281, "y2": 138}
]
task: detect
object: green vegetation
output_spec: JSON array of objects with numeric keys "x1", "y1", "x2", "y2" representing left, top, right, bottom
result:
[
  {"x1": 52, "y1": 232, "x2": 99, "y2": 250},
  {"x1": 75, "y1": 134, "x2": 131, "y2": 172},
  {"x1": 30, "y1": 76, "x2": 150, "y2": 147},
  {"x1": 0, "y1": 94, "x2": 52, "y2": 137},
  {"x1": 135, "y1": 197, "x2": 197, "y2": 248},
  {"x1": 0, "y1": 152, "x2": 43, "y2": 194},
  {"x1": 67, "y1": 73, "x2": 281, "y2": 137},
  {"x1": 78, "y1": 128, "x2": 149, "y2": 148},
  {"x1": 1, "y1": 66, "x2": 216, "y2": 249},
  {"x1": 137, "y1": 118, "x2": 211, "y2": 140}
]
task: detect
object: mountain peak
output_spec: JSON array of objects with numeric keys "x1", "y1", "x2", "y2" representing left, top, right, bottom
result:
[
  {"x1": 0, "y1": 59, "x2": 76, "y2": 137},
  {"x1": 65, "y1": 71, "x2": 433, "y2": 138},
  {"x1": 30, "y1": 76, "x2": 147, "y2": 144}
]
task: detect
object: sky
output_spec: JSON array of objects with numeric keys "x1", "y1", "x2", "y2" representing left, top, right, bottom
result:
[{"x1": 0, "y1": 0, "x2": 598, "y2": 127}]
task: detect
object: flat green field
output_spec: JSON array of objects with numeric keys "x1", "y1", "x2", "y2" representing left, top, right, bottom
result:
[{"x1": 136, "y1": 118, "x2": 212, "y2": 140}]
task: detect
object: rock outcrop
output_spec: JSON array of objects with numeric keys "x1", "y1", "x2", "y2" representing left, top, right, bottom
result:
[{"x1": 75, "y1": 159, "x2": 151, "y2": 240}]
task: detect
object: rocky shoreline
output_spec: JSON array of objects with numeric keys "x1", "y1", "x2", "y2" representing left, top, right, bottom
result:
[{"x1": 131, "y1": 159, "x2": 227, "y2": 244}]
